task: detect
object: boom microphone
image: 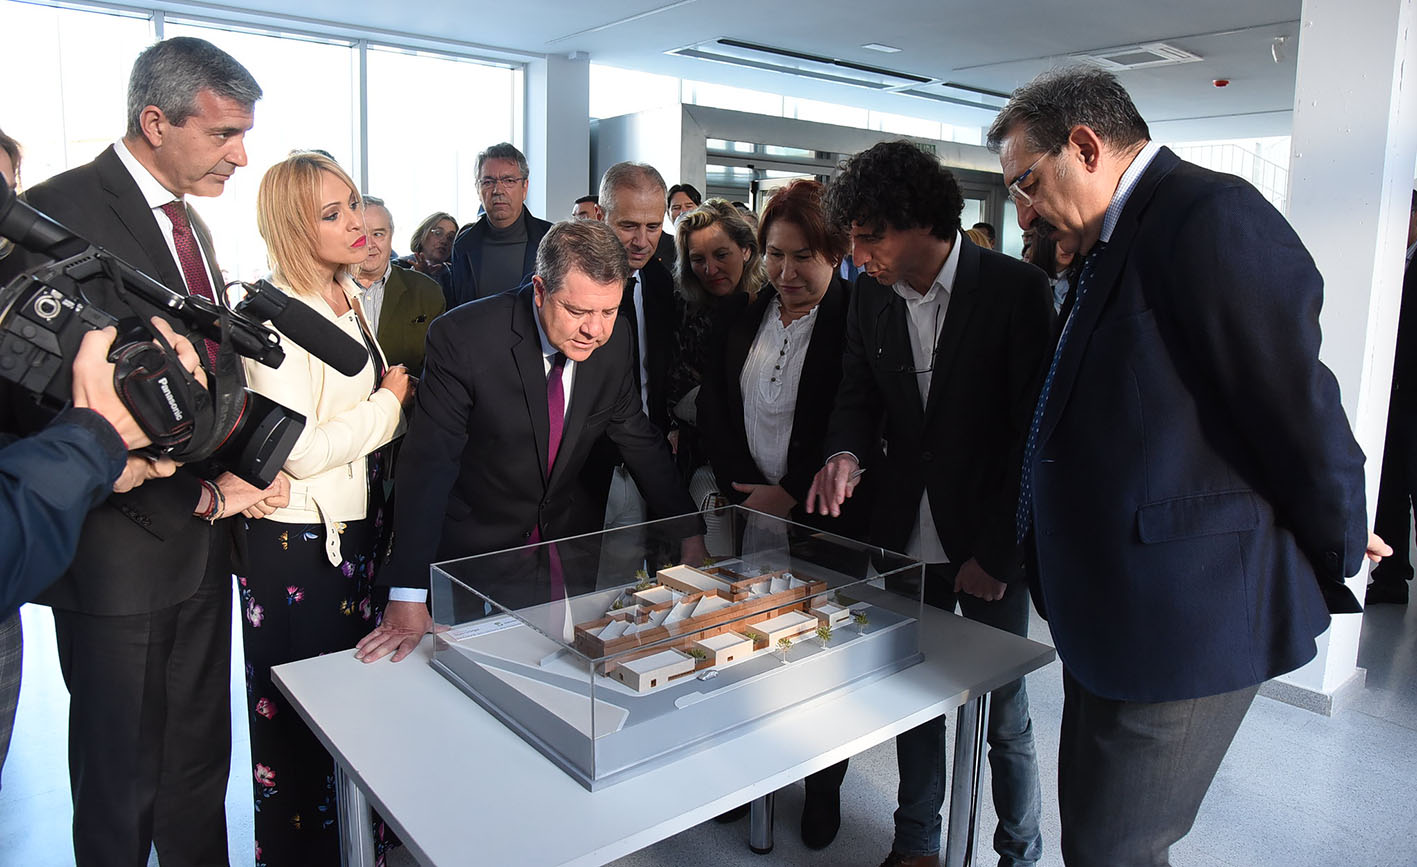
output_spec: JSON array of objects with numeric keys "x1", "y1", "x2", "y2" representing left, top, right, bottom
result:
[{"x1": 234, "y1": 280, "x2": 370, "y2": 377}]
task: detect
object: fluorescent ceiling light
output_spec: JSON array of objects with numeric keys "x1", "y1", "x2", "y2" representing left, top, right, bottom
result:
[{"x1": 861, "y1": 43, "x2": 901, "y2": 54}]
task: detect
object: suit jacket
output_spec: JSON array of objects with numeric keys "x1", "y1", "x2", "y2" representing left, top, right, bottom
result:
[
  {"x1": 446, "y1": 208, "x2": 552, "y2": 309},
  {"x1": 698, "y1": 277, "x2": 873, "y2": 540},
  {"x1": 375, "y1": 264, "x2": 445, "y2": 375},
  {"x1": 1389, "y1": 253, "x2": 1417, "y2": 406},
  {"x1": 0, "y1": 144, "x2": 232, "y2": 615},
  {"x1": 381, "y1": 284, "x2": 696, "y2": 590},
  {"x1": 823, "y1": 235, "x2": 1053, "y2": 579},
  {"x1": 1023, "y1": 147, "x2": 1369, "y2": 702},
  {"x1": 621, "y1": 257, "x2": 678, "y2": 434}
]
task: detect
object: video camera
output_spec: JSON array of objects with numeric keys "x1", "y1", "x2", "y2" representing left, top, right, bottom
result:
[{"x1": 0, "y1": 180, "x2": 369, "y2": 487}]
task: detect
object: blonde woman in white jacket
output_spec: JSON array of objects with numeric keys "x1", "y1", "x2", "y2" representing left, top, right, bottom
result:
[{"x1": 239, "y1": 152, "x2": 412, "y2": 866}]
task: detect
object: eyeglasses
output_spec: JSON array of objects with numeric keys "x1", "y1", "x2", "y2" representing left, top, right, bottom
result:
[
  {"x1": 425, "y1": 225, "x2": 452, "y2": 238},
  {"x1": 1007, "y1": 154, "x2": 1047, "y2": 207},
  {"x1": 479, "y1": 175, "x2": 525, "y2": 191},
  {"x1": 874, "y1": 302, "x2": 941, "y2": 375}
]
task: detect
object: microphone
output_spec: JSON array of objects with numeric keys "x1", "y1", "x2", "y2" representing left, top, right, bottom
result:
[{"x1": 234, "y1": 280, "x2": 370, "y2": 377}]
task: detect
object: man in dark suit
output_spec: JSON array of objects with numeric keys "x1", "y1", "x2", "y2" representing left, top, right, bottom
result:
[
  {"x1": 1368, "y1": 190, "x2": 1417, "y2": 604},
  {"x1": 0, "y1": 38, "x2": 288, "y2": 866},
  {"x1": 807, "y1": 141, "x2": 1053, "y2": 867},
  {"x1": 446, "y1": 142, "x2": 552, "y2": 309},
  {"x1": 355, "y1": 196, "x2": 445, "y2": 375},
  {"x1": 355, "y1": 219, "x2": 699, "y2": 663},
  {"x1": 987, "y1": 66, "x2": 1385, "y2": 864}
]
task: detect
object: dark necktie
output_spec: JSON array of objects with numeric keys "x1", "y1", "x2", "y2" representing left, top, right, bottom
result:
[
  {"x1": 1016, "y1": 240, "x2": 1108, "y2": 542},
  {"x1": 546, "y1": 351, "x2": 567, "y2": 472},
  {"x1": 622, "y1": 275, "x2": 644, "y2": 397},
  {"x1": 159, "y1": 200, "x2": 219, "y2": 367}
]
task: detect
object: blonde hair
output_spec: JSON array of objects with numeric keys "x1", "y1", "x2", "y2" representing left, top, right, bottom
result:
[
  {"x1": 674, "y1": 198, "x2": 767, "y2": 309},
  {"x1": 964, "y1": 227, "x2": 993, "y2": 249},
  {"x1": 256, "y1": 151, "x2": 362, "y2": 296}
]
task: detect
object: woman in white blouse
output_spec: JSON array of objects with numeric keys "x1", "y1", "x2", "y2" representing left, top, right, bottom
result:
[
  {"x1": 239, "y1": 151, "x2": 412, "y2": 865},
  {"x1": 695, "y1": 179, "x2": 872, "y2": 851}
]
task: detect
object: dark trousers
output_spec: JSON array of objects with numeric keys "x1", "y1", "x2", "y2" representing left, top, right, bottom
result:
[
  {"x1": 1058, "y1": 669, "x2": 1259, "y2": 866},
  {"x1": 1373, "y1": 399, "x2": 1417, "y2": 584},
  {"x1": 0, "y1": 611, "x2": 19, "y2": 789},
  {"x1": 54, "y1": 535, "x2": 232, "y2": 867},
  {"x1": 892, "y1": 563, "x2": 1043, "y2": 864}
]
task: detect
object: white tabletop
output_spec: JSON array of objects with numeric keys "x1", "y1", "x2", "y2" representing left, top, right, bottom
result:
[{"x1": 273, "y1": 605, "x2": 1055, "y2": 867}]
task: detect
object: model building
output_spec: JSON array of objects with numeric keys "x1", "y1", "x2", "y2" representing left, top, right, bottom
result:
[{"x1": 574, "y1": 563, "x2": 836, "y2": 692}]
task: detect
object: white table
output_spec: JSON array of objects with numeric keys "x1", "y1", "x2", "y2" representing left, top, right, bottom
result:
[{"x1": 273, "y1": 606, "x2": 1055, "y2": 867}]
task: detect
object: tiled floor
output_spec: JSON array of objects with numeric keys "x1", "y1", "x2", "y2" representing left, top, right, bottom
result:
[{"x1": 2, "y1": 589, "x2": 1416, "y2": 866}]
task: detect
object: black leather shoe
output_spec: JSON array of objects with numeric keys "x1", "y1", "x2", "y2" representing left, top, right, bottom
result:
[
  {"x1": 1366, "y1": 579, "x2": 1409, "y2": 605},
  {"x1": 878, "y1": 851, "x2": 940, "y2": 867},
  {"x1": 799, "y1": 780, "x2": 841, "y2": 849},
  {"x1": 713, "y1": 804, "x2": 749, "y2": 823}
]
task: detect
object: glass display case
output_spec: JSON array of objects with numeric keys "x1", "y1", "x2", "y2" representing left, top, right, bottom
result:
[{"x1": 430, "y1": 506, "x2": 924, "y2": 790}]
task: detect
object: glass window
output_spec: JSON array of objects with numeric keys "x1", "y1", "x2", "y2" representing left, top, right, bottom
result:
[
  {"x1": 366, "y1": 47, "x2": 519, "y2": 255},
  {"x1": 163, "y1": 20, "x2": 358, "y2": 283},
  {"x1": 869, "y1": 110, "x2": 941, "y2": 140},
  {"x1": 0, "y1": 1, "x2": 153, "y2": 189},
  {"x1": 786, "y1": 96, "x2": 867, "y2": 128},
  {"x1": 683, "y1": 80, "x2": 783, "y2": 116}
]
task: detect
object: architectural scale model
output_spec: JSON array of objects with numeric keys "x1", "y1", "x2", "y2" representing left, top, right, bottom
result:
[{"x1": 574, "y1": 563, "x2": 850, "y2": 693}]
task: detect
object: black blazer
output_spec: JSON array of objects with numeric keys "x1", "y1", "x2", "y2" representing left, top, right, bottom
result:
[
  {"x1": 621, "y1": 257, "x2": 678, "y2": 434},
  {"x1": 446, "y1": 208, "x2": 552, "y2": 309},
  {"x1": 823, "y1": 234, "x2": 1053, "y2": 579},
  {"x1": 698, "y1": 277, "x2": 872, "y2": 539},
  {"x1": 1023, "y1": 147, "x2": 1369, "y2": 702},
  {"x1": 0, "y1": 145, "x2": 231, "y2": 615},
  {"x1": 381, "y1": 284, "x2": 696, "y2": 590}
]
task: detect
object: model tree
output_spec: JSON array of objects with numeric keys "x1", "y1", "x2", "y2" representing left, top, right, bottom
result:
[
  {"x1": 632, "y1": 568, "x2": 653, "y2": 592},
  {"x1": 687, "y1": 647, "x2": 708, "y2": 661},
  {"x1": 815, "y1": 624, "x2": 832, "y2": 647},
  {"x1": 853, "y1": 611, "x2": 869, "y2": 634},
  {"x1": 776, "y1": 636, "x2": 794, "y2": 661}
]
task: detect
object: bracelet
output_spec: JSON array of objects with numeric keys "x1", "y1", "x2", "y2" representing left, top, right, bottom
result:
[{"x1": 206, "y1": 482, "x2": 226, "y2": 524}]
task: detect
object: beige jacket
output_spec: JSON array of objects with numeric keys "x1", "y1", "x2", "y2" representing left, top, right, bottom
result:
[{"x1": 241, "y1": 275, "x2": 406, "y2": 566}]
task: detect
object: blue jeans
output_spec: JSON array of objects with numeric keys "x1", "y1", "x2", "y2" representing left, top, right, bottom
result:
[{"x1": 891, "y1": 563, "x2": 1043, "y2": 865}]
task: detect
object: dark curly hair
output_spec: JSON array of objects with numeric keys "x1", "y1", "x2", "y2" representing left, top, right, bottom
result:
[{"x1": 825, "y1": 140, "x2": 963, "y2": 241}]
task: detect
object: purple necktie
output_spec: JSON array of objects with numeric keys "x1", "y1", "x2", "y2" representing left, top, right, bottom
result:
[
  {"x1": 159, "y1": 200, "x2": 219, "y2": 367},
  {"x1": 546, "y1": 352, "x2": 566, "y2": 472}
]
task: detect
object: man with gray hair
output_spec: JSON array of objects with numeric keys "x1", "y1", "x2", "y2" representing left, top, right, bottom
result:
[
  {"x1": 447, "y1": 141, "x2": 553, "y2": 308},
  {"x1": 0, "y1": 36, "x2": 287, "y2": 865},
  {"x1": 990, "y1": 66, "x2": 1385, "y2": 864},
  {"x1": 358, "y1": 219, "x2": 699, "y2": 663}
]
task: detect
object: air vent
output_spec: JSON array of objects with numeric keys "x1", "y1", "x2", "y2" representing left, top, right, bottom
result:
[
  {"x1": 1074, "y1": 42, "x2": 1203, "y2": 70},
  {"x1": 667, "y1": 39, "x2": 930, "y2": 90}
]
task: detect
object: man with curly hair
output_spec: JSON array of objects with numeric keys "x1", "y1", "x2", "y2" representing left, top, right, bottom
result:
[{"x1": 808, "y1": 140, "x2": 1053, "y2": 867}]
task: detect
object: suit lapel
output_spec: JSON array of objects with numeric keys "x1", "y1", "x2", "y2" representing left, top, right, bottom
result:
[
  {"x1": 94, "y1": 147, "x2": 185, "y2": 294},
  {"x1": 511, "y1": 287, "x2": 552, "y2": 487},
  {"x1": 1036, "y1": 147, "x2": 1180, "y2": 446},
  {"x1": 793, "y1": 276, "x2": 847, "y2": 431},
  {"x1": 924, "y1": 237, "x2": 980, "y2": 424},
  {"x1": 865, "y1": 280, "x2": 926, "y2": 427}
]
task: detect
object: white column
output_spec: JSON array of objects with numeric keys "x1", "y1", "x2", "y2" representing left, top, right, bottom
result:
[
  {"x1": 1269, "y1": 0, "x2": 1417, "y2": 713},
  {"x1": 525, "y1": 52, "x2": 591, "y2": 224}
]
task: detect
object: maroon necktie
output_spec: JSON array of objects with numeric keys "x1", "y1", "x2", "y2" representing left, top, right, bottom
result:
[
  {"x1": 539, "y1": 352, "x2": 568, "y2": 600},
  {"x1": 159, "y1": 200, "x2": 219, "y2": 367}
]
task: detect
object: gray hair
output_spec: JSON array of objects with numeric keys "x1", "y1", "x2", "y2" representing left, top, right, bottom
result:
[
  {"x1": 598, "y1": 162, "x2": 667, "y2": 218},
  {"x1": 536, "y1": 219, "x2": 629, "y2": 295},
  {"x1": 410, "y1": 210, "x2": 457, "y2": 252},
  {"x1": 476, "y1": 142, "x2": 529, "y2": 179},
  {"x1": 362, "y1": 195, "x2": 391, "y2": 231},
  {"x1": 126, "y1": 37, "x2": 262, "y2": 138},
  {"x1": 986, "y1": 66, "x2": 1150, "y2": 157}
]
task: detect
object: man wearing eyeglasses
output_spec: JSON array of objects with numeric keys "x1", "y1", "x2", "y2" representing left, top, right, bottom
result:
[
  {"x1": 806, "y1": 140, "x2": 1053, "y2": 867},
  {"x1": 447, "y1": 142, "x2": 552, "y2": 308},
  {"x1": 989, "y1": 67, "x2": 1385, "y2": 865}
]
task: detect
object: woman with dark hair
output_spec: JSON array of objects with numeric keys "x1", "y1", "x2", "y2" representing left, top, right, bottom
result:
[
  {"x1": 241, "y1": 151, "x2": 412, "y2": 865},
  {"x1": 666, "y1": 182, "x2": 702, "y2": 225},
  {"x1": 696, "y1": 179, "x2": 869, "y2": 850},
  {"x1": 1027, "y1": 232, "x2": 1077, "y2": 312}
]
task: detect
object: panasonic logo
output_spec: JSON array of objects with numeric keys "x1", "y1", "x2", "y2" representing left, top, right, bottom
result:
[{"x1": 158, "y1": 376, "x2": 183, "y2": 421}]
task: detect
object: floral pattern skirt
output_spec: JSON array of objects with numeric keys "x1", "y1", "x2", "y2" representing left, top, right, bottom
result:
[{"x1": 238, "y1": 511, "x2": 392, "y2": 866}]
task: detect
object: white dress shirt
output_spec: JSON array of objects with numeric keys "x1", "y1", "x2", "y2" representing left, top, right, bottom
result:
[
  {"x1": 112, "y1": 139, "x2": 222, "y2": 295},
  {"x1": 741, "y1": 296, "x2": 818, "y2": 484},
  {"x1": 389, "y1": 297, "x2": 576, "y2": 604},
  {"x1": 889, "y1": 231, "x2": 962, "y2": 565}
]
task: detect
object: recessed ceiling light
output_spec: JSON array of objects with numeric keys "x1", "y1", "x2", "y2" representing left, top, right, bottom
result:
[{"x1": 861, "y1": 43, "x2": 901, "y2": 54}]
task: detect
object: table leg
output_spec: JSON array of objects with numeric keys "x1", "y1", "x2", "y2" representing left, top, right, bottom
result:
[
  {"x1": 336, "y1": 762, "x2": 375, "y2": 867},
  {"x1": 748, "y1": 792, "x2": 775, "y2": 854},
  {"x1": 943, "y1": 693, "x2": 990, "y2": 867}
]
